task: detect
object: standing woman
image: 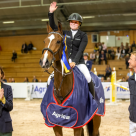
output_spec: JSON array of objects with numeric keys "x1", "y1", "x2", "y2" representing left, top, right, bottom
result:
[
  {"x1": 0, "y1": 67, "x2": 13, "y2": 136},
  {"x1": 48, "y1": 2, "x2": 95, "y2": 97}
]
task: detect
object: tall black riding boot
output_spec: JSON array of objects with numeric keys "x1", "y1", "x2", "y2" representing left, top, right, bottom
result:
[{"x1": 88, "y1": 80, "x2": 95, "y2": 98}]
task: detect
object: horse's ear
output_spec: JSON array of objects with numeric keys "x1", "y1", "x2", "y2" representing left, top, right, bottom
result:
[
  {"x1": 46, "y1": 22, "x2": 49, "y2": 33},
  {"x1": 58, "y1": 21, "x2": 63, "y2": 34},
  {"x1": 46, "y1": 22, "x2": 53, "y2": 33}
]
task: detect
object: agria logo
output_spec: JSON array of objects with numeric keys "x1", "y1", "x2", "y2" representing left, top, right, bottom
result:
[
  {"x1": 52, "y1": 111, "x2": 70, "y2": 120},
  {"x1": 34, "y1": 86, "x2": 46, "y2": 94}
]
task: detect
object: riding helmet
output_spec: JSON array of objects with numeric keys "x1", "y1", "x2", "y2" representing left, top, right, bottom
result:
[
  {"x1": 68, "y1": 13, "x2": 83, "y2": 25},
  {"x1": 83, "y1": 53, "x2": 89, "y2": 57}
]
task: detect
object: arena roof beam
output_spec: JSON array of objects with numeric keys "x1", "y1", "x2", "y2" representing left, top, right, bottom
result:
[
  {"x1": 0, "y1": 0, "x2": 136, "y2": 10},
  {"x1": 82, "y1": 21, "x2": 136, "y2": 27},
  {"x1": 0, "y1": 25, "x2": 47, "y2": 31},
  {"x1": 0, "y1": 0, "x2": 37, "y2": 4},
  {"x1": 1, "y1": 20, "x2": 136, "y2": 31}
]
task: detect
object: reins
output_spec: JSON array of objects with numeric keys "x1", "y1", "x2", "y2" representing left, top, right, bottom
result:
[{"x1": 43, "y1": 31, "x2": 73, "y2": 103}]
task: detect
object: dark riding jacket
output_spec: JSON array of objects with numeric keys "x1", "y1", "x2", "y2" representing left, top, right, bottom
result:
[
  {"x1": 0, "y1": 82, "x2": 13, "y2": 133},
  {"x1": 128, "y1": 73, "x2": 136, "y2": 123},
  {"x1": 48, "y1": 12, "x2": 88, "y2": 65}
]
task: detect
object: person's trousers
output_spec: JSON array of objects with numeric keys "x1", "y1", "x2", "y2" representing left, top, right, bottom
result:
[
  {"x1": 76, "y1": 64, "x2": 91, "y2": 83},
  {"x1": 99, "y1": 59, "x2": 107, "y2": 65},
  {"x1": 0, "y1": 132, "x2": 12, "y2": 136},
  {"x1": 76, "y1": 64, "x2": 95, "y2": 98},
  {"x1": 129, "y1": 120, "x2": 136, "y2": 136}
]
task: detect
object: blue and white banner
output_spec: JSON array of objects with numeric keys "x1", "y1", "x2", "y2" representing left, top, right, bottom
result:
[
  {"x1": 6, "y1": 82, "x2": 47, "y2": 98},
  {"x1": 28, "y1": 83, "x2": 47, "y2": 98},
  {"x1": 6, "y1": 82, "x2": 129, "y2": 99},
  {"x1": 102, "y1": 82, "x2": 130, "y2": 99}
]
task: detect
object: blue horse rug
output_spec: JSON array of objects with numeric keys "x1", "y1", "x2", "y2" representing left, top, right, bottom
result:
[{"x1": 41, "y1": 67, "x2": 105, "y2": 128}]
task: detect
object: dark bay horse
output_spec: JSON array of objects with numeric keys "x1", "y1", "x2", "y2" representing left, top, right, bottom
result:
[{"x1": 39, "y1": 22, "x2": 101, "y2": 136}]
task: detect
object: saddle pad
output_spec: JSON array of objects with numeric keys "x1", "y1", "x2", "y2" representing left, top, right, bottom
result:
[{"x1": 46, "y1": 103, "x2": 78, "y2": 128}]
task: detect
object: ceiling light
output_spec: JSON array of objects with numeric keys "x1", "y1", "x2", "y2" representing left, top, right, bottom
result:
[
  {"x1": 3, "y1": 21, "x2": 14, "y2": 24},
  {"x1": 83, "y1": 16, "x2": 95, "y2": 19},
  {"x1": 41, "y1": 19, "x2": 49, "y2": 21},
  {"x1": 123, "y1": 13, "x2": 136, "y2": 16}
]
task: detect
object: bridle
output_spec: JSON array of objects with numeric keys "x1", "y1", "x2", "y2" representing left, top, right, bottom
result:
[
  {"x1": 42, "y1": 32, "x2": 64, "y2": 62},
  {"x1": 42, "y1": 31, "x2": 73, "y2": 103},
  {"x1": 42, "y1": 31, "x2": 72, "y2": 76}
]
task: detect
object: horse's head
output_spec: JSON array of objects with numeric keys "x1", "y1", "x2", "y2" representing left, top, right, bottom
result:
[{"x1": 39, "y1": 22, "x2": 63, "y2": 69}]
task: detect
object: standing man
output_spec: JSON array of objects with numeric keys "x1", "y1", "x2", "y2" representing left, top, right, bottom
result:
[
  {"x1": 0, "y1": 67, "x2": 13, "y2": 136},
  {"x1": 128, "y1": 51, "x2": 136, "y2": 136},
  {"x1": 83, "y1": 53, "x2": 92, "y2": 71}
]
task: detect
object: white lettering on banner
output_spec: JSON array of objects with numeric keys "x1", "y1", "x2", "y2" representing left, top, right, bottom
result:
[
  {"x1": 30, "y1": 83, "x2": 47, "y2": 98},
  {"x1": 100, "y1": 97, "x2": 104, "y2": 103},
  {"x1": 52, "y1": 111, "x2": 70, "y2": 120},
  {"x1": 34, "y1": 86, "x2": 46, "y2": 94}
]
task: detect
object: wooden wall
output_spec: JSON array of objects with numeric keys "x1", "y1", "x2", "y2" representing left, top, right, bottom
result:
[
  {"x1": 0, "y1": 30, "x2": 136, "y2": 52},
  {"x1": 0, "y1": 34, "x2": 47, "y2": 51}
]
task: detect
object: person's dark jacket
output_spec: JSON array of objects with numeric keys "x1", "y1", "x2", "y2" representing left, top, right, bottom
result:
[
  {"x1": 32, "y1": 79, "x2": 38, "y2": 82},
  {"x1": 99, "y1": 53, "x2": 106, "y2": 60},
  {"x1": 12, "y1": 52, "x2": 17, "y2": 59},
  {"x1": 2, "y1": 79, "x2": 7, "y2": 83},
  {"x1": 0, "y1": 82, "x2": 13, "y2": 133},
  {"x1": 125, "y1": 48, "x2": 129, "y2": 54},
  {"x1": 85, "y1": 60, "x2": 92, "y2": 71},
  {"x1": 48, "y1": 12, "x2": 88, "y2": 65},
  {"x1": 121, "y1": 49, "x2": 126, "y2": 54},
  {"x1": 131, "y1": 43, "x2": 136, "y2": 48},
  {"x1": 28, "y1": 43, "x2": 33, "y2": 51},
  {"x1": 128, "y1": 73, "x2": 136, "y2": 123},
  {"x1": 22, "y1": 44, "x2": 28, "y2": 53}
]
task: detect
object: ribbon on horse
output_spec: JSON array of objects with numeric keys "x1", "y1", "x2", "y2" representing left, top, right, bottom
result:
[{"x1": 61, "y1": 34, "x2": 71, "y2": 73}]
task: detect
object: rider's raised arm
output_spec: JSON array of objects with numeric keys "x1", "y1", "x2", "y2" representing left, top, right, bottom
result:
[
  {"x1": 48, "y1": 2, "x2": 58, "y2": 31},
  {"x1": 48, "y1": 2, "x2": 68, "y2": 34},
  {"x1": 48, "y1": 12, "x2": 58, "y2": 31}
]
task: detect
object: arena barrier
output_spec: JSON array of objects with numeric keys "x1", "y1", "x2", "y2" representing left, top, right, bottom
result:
[
  {"x1": 104, "y1": 67, "x2": 131, "y2": 105},
  {"x1": 94, "y1": 67, "x2": 130, "y2": 102},
  {"x1": 6, "y1": 82, "x2": 47, "y2": 99},
  {"x1": 6, "y1": 82, "x2": 130, "y2": 99}
]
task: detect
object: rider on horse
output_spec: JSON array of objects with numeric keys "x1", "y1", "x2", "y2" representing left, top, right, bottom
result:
[{"x1": 48, "y1": 1, "x2": 95, "y2": 98}]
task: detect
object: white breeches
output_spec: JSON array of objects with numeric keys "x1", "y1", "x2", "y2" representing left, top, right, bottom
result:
[
  {"x1": 76, "y1": 64, "x2": 92, "y2": 83},
  {"x1": 69, "y1": 58, "x2": 92, "y2": 83},
  {"x1": 129, "y1": 120, "x2": 136, "y2": 136}
]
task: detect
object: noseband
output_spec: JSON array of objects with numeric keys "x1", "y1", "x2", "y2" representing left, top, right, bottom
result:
[{"x1": 42, "y1": 32, "x2": 64, "y2": 61}]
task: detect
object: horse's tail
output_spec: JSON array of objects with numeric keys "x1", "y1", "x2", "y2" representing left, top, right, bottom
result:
[{"x1": 86, "y1": 119, "x2": 93, "y2": 136}]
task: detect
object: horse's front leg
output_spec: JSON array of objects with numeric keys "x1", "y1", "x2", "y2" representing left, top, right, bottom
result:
[
  {"x1": 53, "y1": 126, "x2": 63, "y2": 136},
  {"x1": 74, "y1": 127, "x2": 84, "y2": 136}
]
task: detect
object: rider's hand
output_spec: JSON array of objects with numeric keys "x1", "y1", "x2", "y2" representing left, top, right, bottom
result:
[
  {"x1": 0, "y1": 88, "x2": 4, "y2": 100},
  {"x1": 49, "y1": 2, "x2": 58, "y2": 13},
  {"x1": 70, "y1": 62, "x2": 76, "y2": 68}
]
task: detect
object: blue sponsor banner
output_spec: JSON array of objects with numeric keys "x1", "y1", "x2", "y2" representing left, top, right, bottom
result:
[
  {"x1": 29, "y1": 83, "x2": 47, "y2": 98},
  {"x1": 102, "y1": 82, "x2": 130, "y2": 99}
]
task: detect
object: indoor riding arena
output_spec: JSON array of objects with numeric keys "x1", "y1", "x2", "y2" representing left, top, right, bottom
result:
[{"x1": 0, "y1": 0, "x2": 135, "y2": 136}]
